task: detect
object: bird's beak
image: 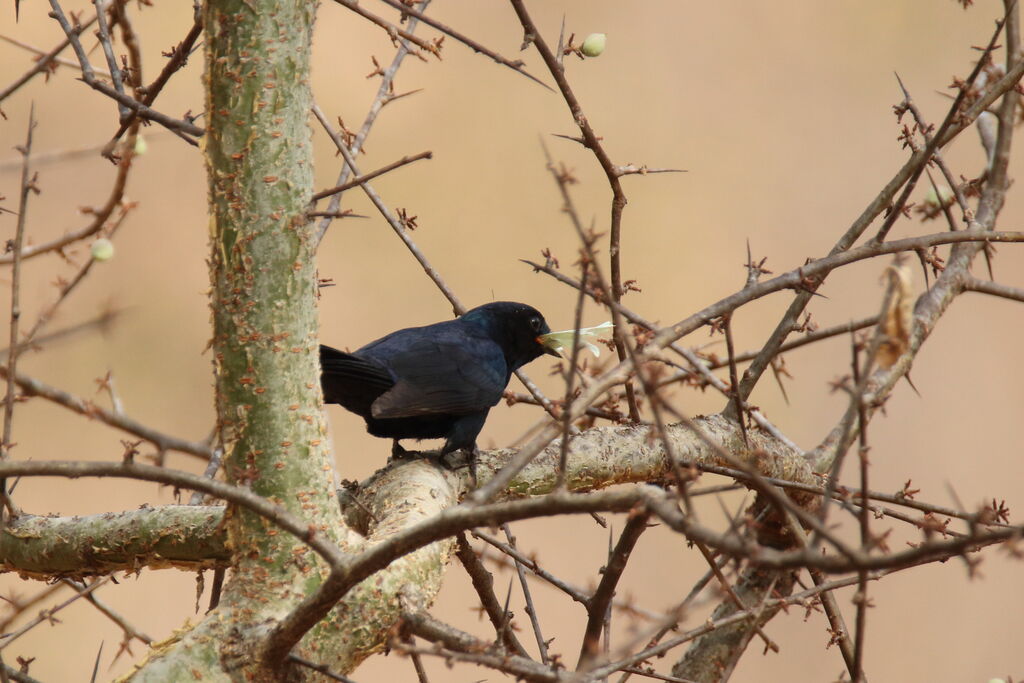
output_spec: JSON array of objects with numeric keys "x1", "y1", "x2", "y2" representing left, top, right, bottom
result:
[{"x1": 537, "y1": 336, "x2": 563, "y2": 358}]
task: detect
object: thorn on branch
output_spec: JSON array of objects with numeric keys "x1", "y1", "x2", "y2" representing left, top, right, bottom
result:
[
  {"x1": 120, "y1": 439, "x2": 141, "y2": 463},
  {"x1": 397, "y1": 207, "x2": 418, "y2": 230},
  {"x1": 366, "y1": 55, "x2": 385, "y2": 79}
]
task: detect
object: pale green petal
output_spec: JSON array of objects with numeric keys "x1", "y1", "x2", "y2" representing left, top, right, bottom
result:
[{"x1": 539, "y1": 321, "x2": 613, "y2": 357}]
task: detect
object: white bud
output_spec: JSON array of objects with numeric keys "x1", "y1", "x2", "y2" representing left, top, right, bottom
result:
[
  {"x1": 133, "y1": 135, "x2": 148, "y2": 155},
  {"x1": 91, "y1": 238, "x2": 115, "y2": 262},
  {"x1": 581, "y1": 33, "x2": 607, "y2": 58}
]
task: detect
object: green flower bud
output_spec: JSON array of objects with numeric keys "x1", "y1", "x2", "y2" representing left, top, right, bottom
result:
[
  {"x1": 581, "y1": 33, "x2": 606, "y2": 58},
  {"x1": 91, "y1": 238, "x2": 115, "y2": 262}
]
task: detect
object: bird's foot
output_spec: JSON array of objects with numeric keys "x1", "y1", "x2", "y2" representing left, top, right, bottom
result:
[
  {"x1": 468, "y1": 448, "x2": 478, "y2": 488},
  {"x1": 439, "y1": 448, "x2": 478, "y2": 488},
  {"x1": 390, "y1": 441, "x2": 415, "y2": 461}
]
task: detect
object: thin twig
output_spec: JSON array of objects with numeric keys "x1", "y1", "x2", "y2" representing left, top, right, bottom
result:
[
  {"x1": 0, "y1": 312, "x2": 121, "y2": 362},
  {"x1": 541, "y1": 149, "x2": 642, "y2": 428},
  {"x1": 1, "y1": 131, "x2": 138, "y2": 266},
  {"x1": 556, "y1": 257, "x2": 590, "y2": 489},
  {"x1": 315, "y1": 1, "x2": 429, "y2": 246},
  {"x1": 733, "y1": 14, "x2": 1018, "y2": 407},
  {"x1": 851, "y1": 338, "x2": 871, "y2": 683},
  {"x1": 0, "y1": 32, "x2": 112, "y2": 79},
  {"x1": 708, "y1": 316, "x2": 879, "y2": 369},
  {"x1": 473, "y1": 530, "x2": 590, "y2": 605},
  {"x1": 720, "y1": 313, "x2": 748, "y2": 445},
  {"x1": 0, "y1": 13, "x2": 99, "y2": 104},
  {"x1": 105, "y1": 15, "x2": 203, "y2": 151},
  {"x1": 521, "y1": 258, "x2": 801, "y2": 451},
  {"x1": 312, "y1": 103, "x2": 463, "y2": 311},
  {"x1": 481, "y1": 549, "x2": 665, "y2": 623},
  {"x1": 505, "y1": 391, "x2": 625, "y2": 422},
  {"x1": 0, "y1": 367, "x2": 213, "y2": 459},
  {"x1": 400, "y1": 612, "x2": 569, "y2": 682},
  {"x1": 311, "y1": 151, "x2": 432, "y2": 202},
  {"x1": 476, "y1": 228, "x2": 1024, "y2": 502},
  {"x1": 692, "y1": 541, "x2": 778, "y2": 655},
  {"x1": 454, "y1": 533, "x2": 530, "y2": 657},
  {"x1": 22, "y1": 205, "x2": 134, "y2": 351},
  {"x1": 313, "y1": 103, "x2": 560, "y2": 422},
  {"x1": 577, "y1": 511, "x2": 651, "y2": 670},
  {"x1": 0, "y1": 578, "x2": 109, "y2": 650},
  {"x1": 83, "y1": 78, "x2": 203, "y2": 140},
  {"x1": 408, "y1": 648, "x2": 429, "y2": 683},
  {"x1": 502, "y1": 524, "x2": 550, "y2": 663},
  {"x1": 0, "y1": 583, "x2": 64, "y2": 634},
  {"x1": 374, "y1": 0, "x2": 551, "y2": 89},
  {"x1": 598, "y1": 559, "x2": 947, "y2": 681},
  {"x1": 188, "y1": 448, "x2": 224, "y2": 506},
  {"x1": 329, "y1": 0, "x2": 439, "y2": 55},
  {"x1": 873, "y1": 18, "x2": 1009, "y2": 244},
  {"x1": 894, "y1": 74, "x2": 974, "y2": 228},
  {"x1": 92, "y1": 0, "x2": 129, "y2": 119},
  {"x1": 814, "y1": 274, "x2": 901, "y2": 539},
  {"x1": 46, "y1": 0, "x2": 202, "y2": 141},
  {"x1": 61, "y1": 578, "x2": 153, "y2": 644},
  {"x1": 508, "y1": 0, "x2": 643, "y2": 421},
  {"x1": 1, "y1": 109, "x2": 35, "y2": 520}
]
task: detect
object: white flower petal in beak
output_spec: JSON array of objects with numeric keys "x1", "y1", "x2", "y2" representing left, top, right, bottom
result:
[{"x1": 538, "y1": 321, "x2": 614, "y2": 358}]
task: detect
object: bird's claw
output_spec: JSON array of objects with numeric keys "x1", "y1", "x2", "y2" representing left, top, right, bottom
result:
[
  {"x1": 390, "y1": 441, "x2": 412, "y2": 460},
  {"x1": 439, "y1": 448, "x2": 478, "y2": 488}
]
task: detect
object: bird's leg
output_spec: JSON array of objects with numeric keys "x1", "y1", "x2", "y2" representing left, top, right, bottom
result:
[
  {"x1": 391, "y1": 440, "x2": 411, "y2": 460},
  {"x1": 467, "y1": 446, "x2": 478, "y2": 488},
  {"x1": 438, "y1": 447, "x2": 478, "y2": 488}
]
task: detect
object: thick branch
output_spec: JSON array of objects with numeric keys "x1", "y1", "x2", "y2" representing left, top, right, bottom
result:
[
  {"x1": 672, "y1": 566, "x2": 795, "y2": 682},
  {"x1": 0, "y1": 506, "x2": 228, "y2": 579}
]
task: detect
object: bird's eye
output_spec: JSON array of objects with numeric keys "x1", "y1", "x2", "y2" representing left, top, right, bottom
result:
[{"x1": 529, "y1": 317, "x2": 542, "y2": 332}]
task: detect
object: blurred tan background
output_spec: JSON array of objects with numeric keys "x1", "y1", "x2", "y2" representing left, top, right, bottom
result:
[{"x1": 1, "y1": 1, "x2": 1022, "y2": 680}]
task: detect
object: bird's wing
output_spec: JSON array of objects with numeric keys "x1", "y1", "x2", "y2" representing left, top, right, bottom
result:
[
  {"x1": 368, "y1": 337, "x2": 507, "y2": 419},
  {"x1": 320, "y1": 345, "x2": 394, "y2": 413}
]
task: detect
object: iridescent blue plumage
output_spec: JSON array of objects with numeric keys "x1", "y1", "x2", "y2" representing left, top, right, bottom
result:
[{"x1": 320, "y1": 302, "x2": 556, "y2": 458}]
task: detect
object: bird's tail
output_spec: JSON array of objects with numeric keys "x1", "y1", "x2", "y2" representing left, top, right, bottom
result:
[{"x1": 319, "y1": 345, "x2": 395, "y2": 415}]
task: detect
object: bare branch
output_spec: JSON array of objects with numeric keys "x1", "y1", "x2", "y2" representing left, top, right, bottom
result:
[
  {"x1": 311, "y1": 151, "x2": 432, "y2": 202},
  {"x1": 374, "y1": 0, "x2": 552, "y2": 89},
  {"x1": 0, "y1": 367, "x2": 213, "y2": 459},
  {"x1": 577, "y1": 510, "x2": 650, "y2": 670},
  {"x1": 0, "y1": 15, "x2": 99, "y2": 104},
  {"x1": 453, "y1": 533, "x2": 530, "y2": 657},
  {"x1": 0, "y1": 461, "x2": 346, "y2": 566},
  {"x1": 1, "y1": 109, "x2": 35, "y2": 520}
]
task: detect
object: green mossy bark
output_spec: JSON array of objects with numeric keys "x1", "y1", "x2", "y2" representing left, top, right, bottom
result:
[
  {"x1": 0, "y1": 506, "x2": 228, "y2": 578},
  {"x1": 124, "y1": 2, "x2": 351, "y2": 679},
  {"x1": 204, "y1": 0, "x2": 340, "y2": 556}
]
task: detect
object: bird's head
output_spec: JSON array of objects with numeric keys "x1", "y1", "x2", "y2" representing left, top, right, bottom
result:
[{"x1": 460, "y1": 301, "x2": 561, "y2": 369}]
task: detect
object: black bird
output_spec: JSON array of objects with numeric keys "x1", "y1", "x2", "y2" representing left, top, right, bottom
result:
[{"x1": 320, "y1": 301, "x2": 559, "y2": 465}]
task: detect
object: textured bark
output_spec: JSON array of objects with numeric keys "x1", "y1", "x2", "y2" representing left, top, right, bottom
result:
[
  {"x1": 321, "y1": 459, "x2": 461, "y2": 672},
  {"x1": 476, "y1": 413, "x2": 814, "y2": 498},
  {"x1": 4, "y1": 417, "x2": 809, "y2": 579},
  {"x1": 672, "y1": 566, "x2": 797, "y2": 683},
  {"x1": 120, "y1": 0, "x2": 350, "y2": 679},
  {"x1": 0, "y1": 506, "x2": 228, "y2": 579}
]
